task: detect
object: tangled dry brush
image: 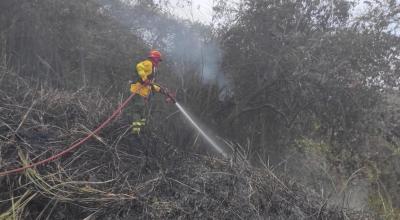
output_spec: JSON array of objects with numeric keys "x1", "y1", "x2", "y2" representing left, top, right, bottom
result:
[{"x1": 0, "y1": 69, "x2": 372, "y2": 219}]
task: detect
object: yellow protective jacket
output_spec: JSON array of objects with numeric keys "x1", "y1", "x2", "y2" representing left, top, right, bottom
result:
[
  {"x1": 136, "y1": 59, "x2": 154, "y2": 81},
  {"x1": 130, "y1": 59, "x2": 161, "y2": 97}
]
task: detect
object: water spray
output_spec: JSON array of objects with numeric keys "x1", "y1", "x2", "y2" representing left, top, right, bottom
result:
[
  {"x1": 175, "y1": 102, "x2": 227, "y2": 158},
  {"x1": 159, "y1": 85, "x2": 227, "y2": 158}
]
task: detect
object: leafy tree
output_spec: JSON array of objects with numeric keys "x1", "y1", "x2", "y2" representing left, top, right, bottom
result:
[{"x1": 214, "y1": 0, "x2": 400, "y2": 212}]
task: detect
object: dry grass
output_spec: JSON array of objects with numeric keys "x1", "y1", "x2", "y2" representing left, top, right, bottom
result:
[{"x1": 0, "y1": 68, "x2": 374, "y2": 219}]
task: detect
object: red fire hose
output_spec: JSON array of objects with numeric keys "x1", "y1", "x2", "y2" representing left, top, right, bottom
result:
[{"x1": 0, "y1": 93, "x2": 137, "y2": 177}]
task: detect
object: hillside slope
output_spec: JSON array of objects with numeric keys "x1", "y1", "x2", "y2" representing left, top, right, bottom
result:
[{"x1": 0, "y1": 70, "x2": 373, "y2": 220}]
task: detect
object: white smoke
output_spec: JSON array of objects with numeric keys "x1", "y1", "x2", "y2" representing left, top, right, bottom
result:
[{"x1": 97, "y1": 0, "x2": 230, "y2": 95}]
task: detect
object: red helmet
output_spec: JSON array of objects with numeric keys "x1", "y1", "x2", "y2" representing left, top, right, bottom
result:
[{"x1": 148, "y1": 50, "x2": 162, "y2": 61}]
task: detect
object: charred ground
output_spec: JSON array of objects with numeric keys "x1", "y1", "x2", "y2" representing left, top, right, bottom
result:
[
  {"x1": 0, "y1": 69, "x2": 372, "y2": 219},
  {"x1": 2, "y1": 0, "x2": 400, "y2": 219}
]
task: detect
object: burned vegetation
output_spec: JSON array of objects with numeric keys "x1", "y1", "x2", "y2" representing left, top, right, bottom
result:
[
  {"x1": 0, "y1": 67, "x2": 372, "y2": 219},
  {"x1": 1, "y1": 0, "x2": 400, "y2": 219}
]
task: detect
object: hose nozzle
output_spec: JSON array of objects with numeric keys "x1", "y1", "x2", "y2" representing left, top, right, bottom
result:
[{"x1": 160, "y1": 87, "x2": 176, "y2": 104}]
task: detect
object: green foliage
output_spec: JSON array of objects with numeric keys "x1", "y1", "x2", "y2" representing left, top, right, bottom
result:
[
  {"x1": 0, "y1": 0, "x2": 149, "y2": 92},
  {"x1": 2, "y1": 0, "x2": 400, "y2": 216},
  {"x1": 368, "y1": 192, "x2": 400, "y2": 220},
  {"x1": 296, "y1": 137, "x2": 329, "y2": 155},
  {"x1": 214, "y1": 0, "x2": 392, "y2": 160},
  {"x1": 213, "y1": 0, "x2": 400, "y2": 213}
]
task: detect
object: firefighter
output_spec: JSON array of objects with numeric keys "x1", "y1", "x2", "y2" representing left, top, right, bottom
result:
[{"x1": 130, "y1": 50, "x2": 163, "y2": 135}]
